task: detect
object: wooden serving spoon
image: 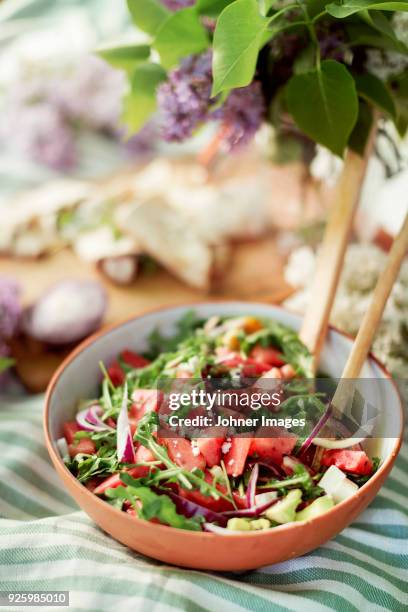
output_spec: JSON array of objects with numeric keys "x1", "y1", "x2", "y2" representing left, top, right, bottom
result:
[
  {"x1": 299, "y1": 121, "x2": 378, "y2": 373},
  {"x1": 332, "y1": 212, "x2": 408, "y2": 412}
]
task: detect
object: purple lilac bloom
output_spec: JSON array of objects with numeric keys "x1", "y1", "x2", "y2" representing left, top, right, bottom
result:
[
  {"x1": 161, "y1": 0, "x2": 195, "y2": 10},
  {"x1": 214, "y1": 81, "x2": 266, "y2": 149},
  {"x1": 157, "y1": 50, "x2": 213, "y2": 141},
  {"x1": 122, "y1": 122, "x2": 157, "y2": 158},
  {"x1": 10, "y1": 103, "x2": 76, "y2": 171},
  {"x1": 52, "y1": 56, "x2": 125, "y2": 133},
  {"x1": 0, "y1": 278, "x2": 21, "y2": 340}
]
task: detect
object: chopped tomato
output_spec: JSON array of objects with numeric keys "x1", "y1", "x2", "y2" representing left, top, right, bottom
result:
[
  {"x1": 163, "y1": 437, "x2": 205, "y2": 472},
  {"x1": 249, "y1": 434, "x2": 297, "y2": 464},
  {"x1": 130, "y1": 389, "x2": 162, "y2": 423},
  {"x1": 224, "y1": 437, "x2": 252, "y2": 477},
  {"x1": 93, "y1": 466, "x2": 152, "y2": 495},
  {"x1": 322, "y1": 449, "x2": 373, "y2": 476},
  {"x1": 134, "y1": 444, "x2": 157, "y2": 464},
  {"x1": 107, "y1": 360, "x2": 125, "y2": 386},
  {"x1": 63, "y1": 421, "x2": 80, "y2": 445},
  {"x1": 177, "y1": 471, "x2": 233, "y2": 512},
  {"x1": 232, "y1": 492, "x2": 248, "y2": 509},
  {"x1": 106, "y1": 417, "x2": 116, "y2": 429},
  {"x1": 196, "y1": 437, "x2": 224, "y2": 467},
  {"x1": 84, "y1": 477, "x2": 101, "y2": 493},
  {"x1": 242, "y1": 358, "x2": 272, "y2": 377},
  {"x1": 250, "y1": 345, "x2": 286, "y2": 367},
  {"x1": 220, "y1": 353, "x2": 245, "y2": 369},
  {"x1": 68, "y1": 438, "x2": 96, "y2": 457},
  {"x1": 261, "y1": 367, "x2": 282, "y2": 379},
  {"x1": 280, "y1": 364, "x2": 296, "y2": 379},
  {"x1": 121, "y1": 350, "x2": 150, "y2": 369}
]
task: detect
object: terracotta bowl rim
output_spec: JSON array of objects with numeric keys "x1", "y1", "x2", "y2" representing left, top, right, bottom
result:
[{"x1": 44, "y1": 300, "x2": 405, "y2": 539}]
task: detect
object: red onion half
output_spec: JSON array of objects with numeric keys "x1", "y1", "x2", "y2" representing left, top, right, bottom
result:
[
  {"x1": 116, "y1": 383, "x2": 136, "y2": 463},
  {"x1": 22, "y1": 279, "x2": 107, "y2": 345}
]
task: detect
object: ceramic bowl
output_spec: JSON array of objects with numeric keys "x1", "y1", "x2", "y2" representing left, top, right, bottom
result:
[{"x1": 44, "y1": 302, "x2": 403, "y2": 571}]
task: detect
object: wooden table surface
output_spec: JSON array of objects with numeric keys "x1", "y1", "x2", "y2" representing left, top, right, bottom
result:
[{"x1": 1, "y1": 235, "x2": 292, "y2": 392}]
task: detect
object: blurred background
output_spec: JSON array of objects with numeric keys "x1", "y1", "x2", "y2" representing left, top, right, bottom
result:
[{"x1": 0, "y1": 0, "x2": 407, "y2": 395}]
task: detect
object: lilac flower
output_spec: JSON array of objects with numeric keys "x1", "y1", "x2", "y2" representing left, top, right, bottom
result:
[
  {"x1": 7, "y1": 103, "x2": 77, "y2": 171},
  {"x1": 157, "y1": 50, "x2": 265, "y2": 147},
  {"x1": 157, "y1": 51, "x2": 213, "y2": 141},
  {"x1": 161, "y1": 0, "x2": 195, "y2": 10},
  {"x1": 214, "y1": 81, "x2": 266, "y2": 149},
  {"x1": 122, "y1": 122, "x2": 157, "y2": 158},
  {"x1": 52, "y1": 56, "x2": 125, "y2": 133},
  {"x1": 0, "y1": 278, "x2": 21, "y2": 340}
]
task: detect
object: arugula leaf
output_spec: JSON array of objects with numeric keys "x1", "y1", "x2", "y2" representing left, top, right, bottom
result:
[
  {"x1": 146, "y1": 310, "x2": 204, "y2": 358},
  {"x1": 67, "y1": 446, "x2": 120, "y2": 483},
  {"x1": 106, "y1": 483, "x2": 202, "y2": 530},
  {"x1": 259, "y1": 463, "x2": 316, "y2": 493}
]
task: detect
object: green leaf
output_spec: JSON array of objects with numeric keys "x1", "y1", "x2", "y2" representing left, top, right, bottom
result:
[
  {"x1": 122, "y1": 63, "x2": 167, "y2": 134},
  {"x1": 196, "y1": 0, "x2": 235, "y2": 16},
  {"x1": 357, "y1": 9, "x2": 408, "y2": 52},
  {"x1": 286, "y1": 60, "x2": 359, "y2": 157},
  {"x1": 121, "y1": 484, "x2": 202, "y2": 530},
  {"x1": 127, "y1": 0, "x2": 169, "y2": 35},
  {"x1": 355, "y1": 73, "x2": 396, "y2": 117},
  {"x1": 0, "y1": 357, "x2": 14, "y2": 374},
  {"x1": 153, "y1": 7, "x2": 209, "y2": 69},
  {"x1": 97, "y1": 45, "x2": 150, "y2": 74},
  {"x1": 326, "y1": 0, "x2": 408, "y2": 19},
  {"x1": 349, "y1": 100, "x2": 373, "y2": 156},
  {"x1": 346, "y1": 22, "x2": 408, "y2": 53},
  {"x1": 392, "y1": 72, "x2": 408, "y2": 136},
  {"x1": 212, "y1": 0, "x2": 269, "y2": 95}
]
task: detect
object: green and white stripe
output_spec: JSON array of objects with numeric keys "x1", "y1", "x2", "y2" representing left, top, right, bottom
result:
[{"x1": 0, "y1": 397, "x2": 406, "y2": 612}]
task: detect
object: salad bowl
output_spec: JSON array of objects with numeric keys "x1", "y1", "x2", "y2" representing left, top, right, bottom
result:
[{"x1": 44, "y1": 302, "x2": 403, "y2": 571}]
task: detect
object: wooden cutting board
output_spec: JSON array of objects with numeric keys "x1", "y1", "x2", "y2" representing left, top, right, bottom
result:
[{"x1": 1, "y1": 236, "x2": 292, "y2": 392}]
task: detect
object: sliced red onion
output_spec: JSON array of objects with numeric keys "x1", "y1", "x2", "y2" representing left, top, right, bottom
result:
[
  {"x1": 246, "y1": 463, "x2": 259, "y2": 508},
  {"x1": 56, "y1": 437, "x2": 69, "y2": 458},
  {"x1": 221, "y1": 498, "x2": 278, "y2": 518},
  {"x1": 22, "y1": 279, "x2": 107, "y2": 345},
  {"x1": 117, "y1": 383, "x2": 136, "y2": 463},
  {"x1": 165, "y1": 491, "x2": 228, "y2": 527},
  {"x1": 249, "y1": 461, "x2": 284, "y2": 479},
  {"x1": 76, "y1": 404, "x2": 114, "y2": 432},
  {"x1": 297, "y1": 402, "x2": 333, "y2": 457},
  {"x1": 312, "y1": 436, "x2": 366, "y2": 450},
  {"x1": 254, "y1": 491, "x2": 277, "y2": 506},
  {"x1": 203, "y1": 523, "x2": 238, "y2": 535}
]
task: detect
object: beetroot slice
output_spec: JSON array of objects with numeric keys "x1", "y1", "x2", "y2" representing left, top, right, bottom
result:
[{"x1": 22, "y1": 279, "x2": 107, "y2": 345}]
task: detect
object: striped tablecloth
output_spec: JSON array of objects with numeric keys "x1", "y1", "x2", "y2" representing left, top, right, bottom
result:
[{"x1": 0, "y1": 395, "x2": 406, "y2": 612}]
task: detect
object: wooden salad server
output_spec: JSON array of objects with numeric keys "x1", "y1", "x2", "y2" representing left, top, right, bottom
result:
[
  {"x1": 299, "y1": 121, "x2": 378, "y2": 373},
  {"x1": 328, "y1": 211, "x2": 408, "y2": 420},
  {"x1": 312, "y1": 212, "x2": 407, "y2": 444}
]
